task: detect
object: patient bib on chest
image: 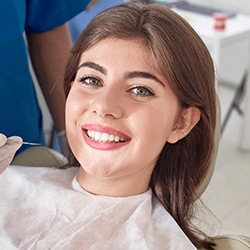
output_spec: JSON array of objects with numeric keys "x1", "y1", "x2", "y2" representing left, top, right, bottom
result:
[{"x1": 0, "y1": 166, "x2": 196, "y2": 249}]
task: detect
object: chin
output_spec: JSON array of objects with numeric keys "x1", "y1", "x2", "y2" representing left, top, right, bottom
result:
[{"x1": 80, "y1": 163, "x2": 116, "y2": 178}]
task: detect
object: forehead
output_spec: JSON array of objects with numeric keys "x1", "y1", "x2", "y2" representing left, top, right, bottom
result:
[{"x1": 79, "y1": 38, "x2": 158, "y2": 69}]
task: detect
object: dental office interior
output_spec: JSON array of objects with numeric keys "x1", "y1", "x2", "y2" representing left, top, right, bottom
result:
[{"x1": 34, "y1": 0, "x2": 250, "y2": 238}]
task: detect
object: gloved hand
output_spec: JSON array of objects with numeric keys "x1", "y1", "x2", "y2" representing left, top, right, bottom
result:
[{"x1": 0, "y1": 133, "x2": 22, "y2": 174}]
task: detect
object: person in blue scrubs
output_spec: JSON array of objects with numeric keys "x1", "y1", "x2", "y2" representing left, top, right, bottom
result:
[
  {"x1": 0, "y1": 0, "x2": 91, "y2": 155},
  {"x1": 69, "y1": 0, "x2": 127, "y2": 43}
]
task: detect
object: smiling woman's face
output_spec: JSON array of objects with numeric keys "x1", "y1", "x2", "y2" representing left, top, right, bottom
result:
[{"x1": 65, "y1": 38, "x2": 193, "y2": 196}]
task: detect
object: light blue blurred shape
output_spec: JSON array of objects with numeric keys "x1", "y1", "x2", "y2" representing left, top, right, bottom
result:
[{"x1": 69, "y1": 0, "x2": 127, "y2": 43}]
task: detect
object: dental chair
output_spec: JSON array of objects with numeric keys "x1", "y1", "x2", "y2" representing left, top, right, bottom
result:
[
  {"x1": 12, "y1": 145, "x2": 68, "y2": 168},
  {"x1": 11, "y1": 99, "x2": 250, "y2": 250}
]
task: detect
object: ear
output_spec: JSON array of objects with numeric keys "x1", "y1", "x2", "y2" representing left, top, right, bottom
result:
[{"x1": 167, "y1": 106, "x2": 201, "y2": 144}]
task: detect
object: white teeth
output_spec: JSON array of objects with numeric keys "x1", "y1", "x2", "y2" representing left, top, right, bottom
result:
[
  {"x1": 101, "y1": 133, "x2": 109, "y2": 142},
  {"x1": 94, "y1": 131, "x2": 101, "y2": 141},
  {"x1": 86, "y1": 130, "x2": 126, "y2": 143},
  {"x1": 108, "y1": 134, "x2": 114, "y2": 142}
]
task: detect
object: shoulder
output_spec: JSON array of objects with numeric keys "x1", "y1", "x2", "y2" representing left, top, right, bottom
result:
[
  {"x1": 0, "y1": 165, "x2": 80, "y2": 219},
  {"x1": 151, "y1": 196, "x2": 196, "y2": 249},
  {"x1": 0, "y1": 165, "x2": 78, "y2": 193},
  {"x1": 25, "y1": 0, "x2": 91, "y2": 32}
]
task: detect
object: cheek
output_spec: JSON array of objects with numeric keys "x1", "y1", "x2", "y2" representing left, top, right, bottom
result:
[
  {"x1": 66, "y1": 89, "x2": 86, "y2": 122},
  {"x1": 65, "y1": 98, "x2": 76, "y2": 130},
  {"x1": 133, "y1": 106, "x2": 178, "y2": 147},
  {"x1": 65, "y1": 94, "x2": 86, "y2": 164},
  {"x1": 65, "y1": 90, "x2": 85, "y2": 144},
  {"x1": 151, "y1": 108, "x2": 179, "y2": 147},
  {"x1": 147, "y1": 105, "x2": 178, "y2": 134}
]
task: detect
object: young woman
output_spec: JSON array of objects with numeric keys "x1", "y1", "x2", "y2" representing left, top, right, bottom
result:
[{"x1": 0, "y1": 1, "x2": 217, "y2": 249}]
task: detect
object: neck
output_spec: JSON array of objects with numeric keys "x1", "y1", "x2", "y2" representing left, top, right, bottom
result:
[{"x1": 76, "y1": 167, "x2": 151, "y2": 197}]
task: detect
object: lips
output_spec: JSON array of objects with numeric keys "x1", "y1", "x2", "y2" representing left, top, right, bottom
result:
[{"x1": 81, "y1": 124, "x2": 131, "y2": 150}]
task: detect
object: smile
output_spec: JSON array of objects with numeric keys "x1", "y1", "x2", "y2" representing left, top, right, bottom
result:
[
  {"x1": 82, "y1": 125, "x2": 131, "y2": 150},
  {"x1": 86, "y1": 130, "x2": 127, "y2": 143}
]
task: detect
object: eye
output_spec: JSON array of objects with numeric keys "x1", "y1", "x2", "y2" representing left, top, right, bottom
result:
[
  {"x1": 78, "y1": 76, "x2": 101, "y2": 86},
  {"x1": 130, "y1": 86, "x2": 154, "y2": 97}
]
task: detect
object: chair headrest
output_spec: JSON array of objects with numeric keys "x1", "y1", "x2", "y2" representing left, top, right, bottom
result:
[{"x1": 12, "y1": 146, "x2": 68, "y2": 168}]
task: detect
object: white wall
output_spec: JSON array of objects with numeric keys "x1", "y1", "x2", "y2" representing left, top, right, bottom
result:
[
  {"x1": 187, "y1": 0, "x2": 250, "y2": 86},
  {"x1": 189, "y1": 0, "x2": 250, "y2": 15}
]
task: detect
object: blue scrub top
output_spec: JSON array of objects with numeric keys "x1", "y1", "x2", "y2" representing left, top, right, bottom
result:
[{"x1": 0, "y1": 0, "x2": 89, "y2": 154}]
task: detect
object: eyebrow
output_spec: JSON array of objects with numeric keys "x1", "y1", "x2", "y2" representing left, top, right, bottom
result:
[
  {"x1": 78, "y1": 61, "x2": 107, "y2": 75},
  {"x1": 77, "y1": 61, "x2": 165, "y2": 87},
  {"x1": 124, "y1": 71, "x2": 165, "y2": 87}
]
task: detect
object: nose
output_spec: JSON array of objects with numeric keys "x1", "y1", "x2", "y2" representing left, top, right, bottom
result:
[{"x1": 90, "y1": 89, "x2": 123, "y2": 119}]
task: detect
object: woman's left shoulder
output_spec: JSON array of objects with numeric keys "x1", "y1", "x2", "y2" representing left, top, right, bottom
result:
[{"x1": 151, "y1": 196, "x2": 197, "y2": 249}]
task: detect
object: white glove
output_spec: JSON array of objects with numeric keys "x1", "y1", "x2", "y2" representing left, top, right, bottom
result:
[{"x1": 0, "y1": 133, "x2": 22, "y2": 174}]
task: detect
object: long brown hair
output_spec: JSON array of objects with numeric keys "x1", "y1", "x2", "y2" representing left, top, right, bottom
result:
[{"x1": 64, "y1": 1, "x2": 217, "y2": 249}]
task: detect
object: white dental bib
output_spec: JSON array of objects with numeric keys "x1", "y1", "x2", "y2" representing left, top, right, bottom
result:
[{"x1": 0, "y1": 165, "x2": 196, "y2": 249}]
